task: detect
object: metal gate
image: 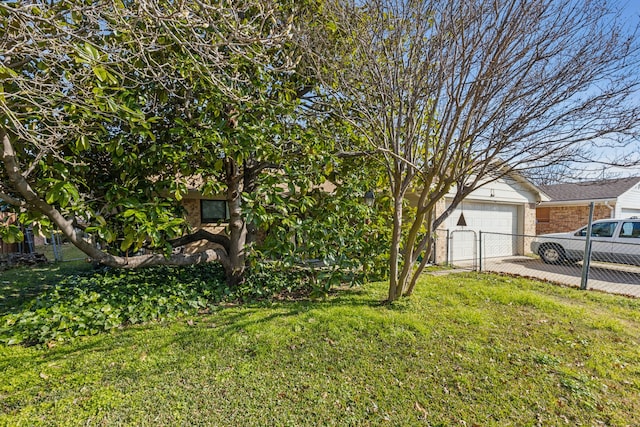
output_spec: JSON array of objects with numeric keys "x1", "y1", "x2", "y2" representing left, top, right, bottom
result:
[{"x1": 448, "y1": 229, "x2": 477, "y2": 270}]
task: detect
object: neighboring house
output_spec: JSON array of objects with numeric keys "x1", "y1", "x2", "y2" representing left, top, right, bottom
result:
[
  {"x1": 178, "y1": 179, "x2": 337, "y2": 254},
  {"x1": 406, "y1": 174, "x2": 549, "y2": 265},
  {"x1": 536, "y1": 177, "x2": 640, "y2": 235}
]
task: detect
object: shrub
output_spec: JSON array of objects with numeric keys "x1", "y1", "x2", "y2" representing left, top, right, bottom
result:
[{"x1": 238, "y1": 264, "x2": 317, "y2": 301}]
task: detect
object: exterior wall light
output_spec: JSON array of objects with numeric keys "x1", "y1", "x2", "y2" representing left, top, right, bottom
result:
[{"x1": 364, "y1": 190, "x2": 375, "y2": 207}]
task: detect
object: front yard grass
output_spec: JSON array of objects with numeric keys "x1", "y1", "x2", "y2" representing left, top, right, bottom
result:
[{"x1": 1, "y1": 272, "x2": 640, "y2": 426}]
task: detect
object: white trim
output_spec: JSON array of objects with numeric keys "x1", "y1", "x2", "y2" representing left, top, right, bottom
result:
[
  {"x1": 538, "y1": 198, "x2": 618, "y2": 207},
  {"x1": 509, "y1": 173, "x2": 551, "y2": 202}
]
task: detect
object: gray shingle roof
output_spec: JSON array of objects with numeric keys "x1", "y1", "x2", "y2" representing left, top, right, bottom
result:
[{"x1": 540, "y1": 177, "x2": 640, "y2": 202}]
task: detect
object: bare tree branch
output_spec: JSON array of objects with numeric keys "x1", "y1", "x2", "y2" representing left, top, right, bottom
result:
[{"x1": 316, "y1": 0, "x2": 640, "y2": 300}]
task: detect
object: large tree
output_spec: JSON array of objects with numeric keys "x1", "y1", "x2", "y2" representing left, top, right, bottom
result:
[
  {"x1": 1, "y1": 0, "x2": 372, "y2": 284},
  {"x1": 317, "y1": 0, "x2": 640, "y2": 300}
]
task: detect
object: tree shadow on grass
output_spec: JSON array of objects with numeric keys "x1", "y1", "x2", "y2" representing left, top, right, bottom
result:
[
  {"x1": 0, "y1": 264, "x2": 396, "y2": 359},
  {"x1": 169, "y1": 286, "x2": 406, "y2": 347},
  {"x1": 0, "y1": 283, "x2": 410, "y2": 391},
  {"x1": 0, "y1": 261, "x2": 94, "y2": 316}
]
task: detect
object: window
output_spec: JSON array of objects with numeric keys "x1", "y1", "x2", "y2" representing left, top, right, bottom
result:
[
  {"x1": 0, "y1": 199, "x2": 11, "y2": 212},
  {"x1": 576, "y1": 221, "x2": 617, "y2": 238},
  {"x1": 200, "y1": 200, "x2": 229, "y2": 223},
  {"x1": 536, "y1": 207, "x2": 550, "y2": 223},
  {"x1": 619, "y1": 222, "x2": 640, "y2": 238}
]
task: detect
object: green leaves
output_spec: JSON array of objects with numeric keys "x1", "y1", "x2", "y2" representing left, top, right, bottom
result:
[
  {"x1": 91, "y1": 66, "x2": 118, "y2": 85},
  {"x1": 120, "y1": 233, "x2": 136, "y2": 253},
  {"x1": 1, "y1": 0, "x2": 382, "y2": 282},
  {"x1": 73, "y1": 42, "x2": 103, "y2": 64},
  {"x1": 0, "y1": 264, "x2": 225, "y2": 346},
  {"x1": 0, "y1": 263, "x2": 318, "y2": 346},
  {"x1": 44, "y1": 181, "x2": 80, "y2": 209},
  {"x1": 0, "y1": 224, "x2": 23, "y2": 244},
  {"x1": 254, "y1": 180, "x2": 392, "y2": 288},
  {"x1": 0, "y1": 65, "x2": 18, "y2": 79},
  {"x1": 74, "y1": 135, "x2": 90, "y2": 152},
  {"x1": 107, "y1": 198, "x2": 188, "y2": 253}
]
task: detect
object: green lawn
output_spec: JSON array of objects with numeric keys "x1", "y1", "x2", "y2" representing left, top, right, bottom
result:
[
  {"x1": 1, "y1": 272, "x2": 640, "y2": 426},
  {"x1": 36, "y1": 243, "x2": 88, "y2": 263}
]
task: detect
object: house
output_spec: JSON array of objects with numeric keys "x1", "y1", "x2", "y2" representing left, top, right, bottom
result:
[
  {"x1": 178, "y1": 173, "x2": 548, "y2": 265},
  {"x1": 180, "y1": 190, "x2": 230, "y2": 253},
  {"x1": 405, "y1": 174, "x2": 549, "y2": 265},
  {"x1": 536, "y1": 177, "x2": 640, "y2": 235},
  {"x1": 177, "y1": 177, "x2": 338, "y2": 254}
]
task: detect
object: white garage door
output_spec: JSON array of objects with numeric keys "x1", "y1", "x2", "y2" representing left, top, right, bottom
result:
[
  {"x1": 621, "y1": 208, "x2": 640, "y2": 218},
  {"x1": 445, "y1": 201, "x2": 519, "y2": 262}
]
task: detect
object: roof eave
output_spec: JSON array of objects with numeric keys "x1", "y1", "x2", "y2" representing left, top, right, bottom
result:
[
  {"x1": 538, "y1": 198, "x2": 618, "y2": 207},
  {"x1": 507, "y1": 172, "x2": 551, "y2": 202}
]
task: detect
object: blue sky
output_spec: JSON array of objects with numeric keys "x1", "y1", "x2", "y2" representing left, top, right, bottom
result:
[
  {"x1": 622, "y1": 0, "x2": 640, "y2": 17},
  {"x1": 583, "y1": 1, "x2": 640, "y2": 179},
  {"x1": 620, "y1": 0, "x2": 640, "y2": 177}
]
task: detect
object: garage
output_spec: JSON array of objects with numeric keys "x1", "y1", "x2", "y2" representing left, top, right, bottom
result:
[
  {"x1": 621, "y1": 208, "x2": 640, "y2": 218},
  {"x1": 431, "y1": 174, "x2": 547, "y2": 266},
  {"x1": 445, "y1": 201, "x2": 519, "y2": 262}
]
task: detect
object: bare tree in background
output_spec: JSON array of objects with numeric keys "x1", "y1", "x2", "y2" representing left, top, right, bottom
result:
[
  {"x1": 523, "y1": 162, "x2": 629, "y2": 186},
  {"x1": 316, "y1": 0, "x2": 640, "y2": 301}
]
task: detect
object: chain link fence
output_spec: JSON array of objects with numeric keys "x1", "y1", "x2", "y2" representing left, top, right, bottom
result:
[
  {"x1": 473, "y1": 231, "x2": 640, "y2": 297},
  {"x1": 37, "y1": 231, "x2": 89, "y2": 263},
  {"x1": 2, "y1": 228, "x2": 90, "y2": 268}
]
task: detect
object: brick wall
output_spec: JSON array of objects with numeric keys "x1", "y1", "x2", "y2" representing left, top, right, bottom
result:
[
  {"x1": 523, "y1": 203, "x2": 537, "y2": 255},
  {"x1": 433, "y1": 199, "x2": 448, "y2": 264},
  {"x1": 181, "y1": 198, "x2": 228, "y2": 254},
  {"x1": 536, "y1": 205, "x2": 613, "y2": 235}
]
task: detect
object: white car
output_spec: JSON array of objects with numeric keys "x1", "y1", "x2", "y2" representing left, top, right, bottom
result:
[{"x1": 531, "y1": 218, "x2": 640, "y2": 265}]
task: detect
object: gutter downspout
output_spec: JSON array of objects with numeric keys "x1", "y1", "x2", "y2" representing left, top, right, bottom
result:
[{"x1": 604, "y1": 201, "x2": 615, "y2": 218}]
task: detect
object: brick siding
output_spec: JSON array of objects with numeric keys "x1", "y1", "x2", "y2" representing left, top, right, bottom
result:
[
  {"x1": 523, "y1": 203, "x2": 537, "y2": 255},
  {"x1": 536, "y1": 205, "x2": 613, "y2": 235},
  {"x1": 181, "y1": 198, "x2": 228, "y2": 254}
]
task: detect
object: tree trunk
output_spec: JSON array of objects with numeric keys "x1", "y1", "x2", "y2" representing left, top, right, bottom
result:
[
  {"x1": 243, "y1": 159, "x2": 259, "y2": 256},
  {"x1": 396, "y1": 204, "x2": 428, "y2": 296},
  {"x1": 388, "y1": 194, "x2": 404, "y2": 301},
  {"x1": 404, "y1": 236, "x2": 434, "y2": 297},
  {"x1": 225, "y1": 157, "x2": 247, "y2": 285},
  {"x1": 2, "y1": 129, "x2": 235, "y2": 274},
  {"x1": 168, "y1": 229, "x2": 231, "y2": 252}
]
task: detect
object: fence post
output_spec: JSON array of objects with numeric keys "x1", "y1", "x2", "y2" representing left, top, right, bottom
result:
[
  {"x1": 24, "y1": 227, "x2": 35, "y2": 253},
  {"x1": 51, "y1": 232, "x2": 58, "y2": 262},
  {"x1": 479, "y1": 231, "x2": 483, "y2": 272},
  {"x1": 580, "y1": 202, "x2": 595, "y2": 290},
  {"x1": 446, "y1": 229, "x2": 450, "y2": 267},
  {"x1": 51, "y1": 232, "x2": 63, "y2": 262}
]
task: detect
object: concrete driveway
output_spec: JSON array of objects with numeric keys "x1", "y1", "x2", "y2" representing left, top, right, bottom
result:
[{"x1": 479, "y1": 256, "x2": 640, "y2": 298}]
